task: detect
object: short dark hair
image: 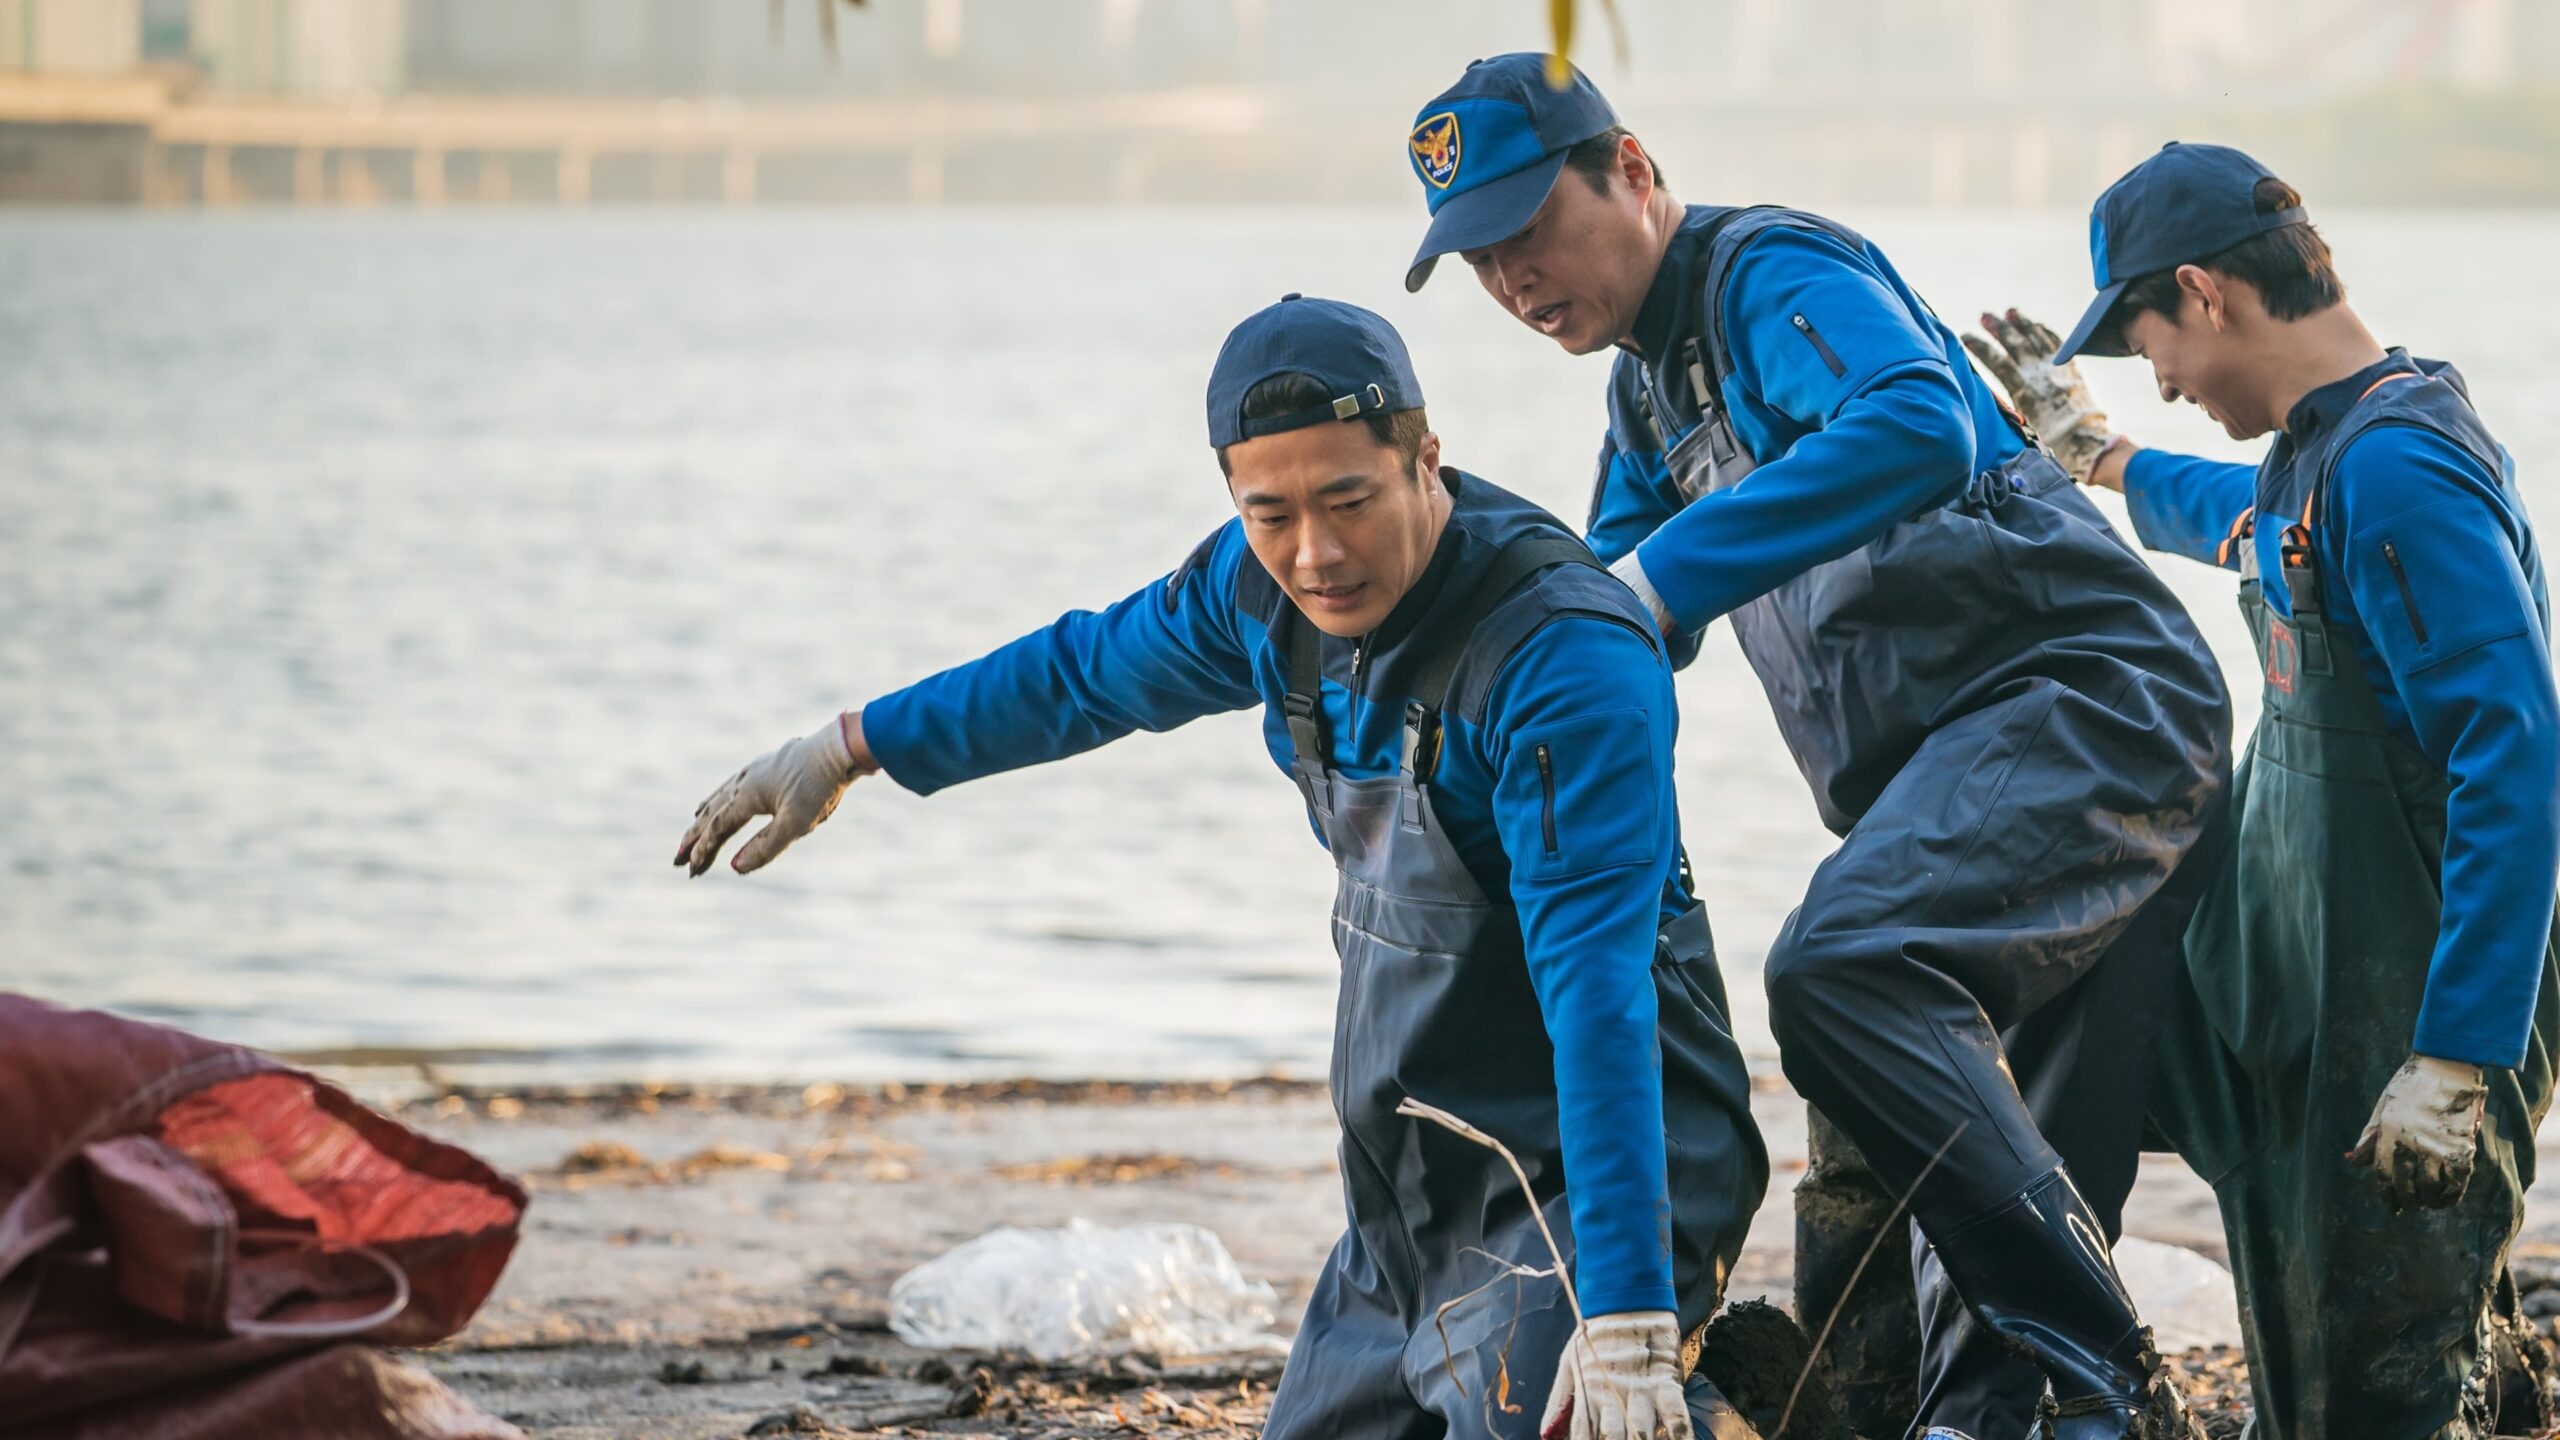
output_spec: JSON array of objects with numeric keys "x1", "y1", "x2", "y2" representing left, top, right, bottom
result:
[
  {"x1": 2096, "y1": 177, "x2": 2344, "y2": 350},
  {"x1": 1562, "y1": 126, "x2": 1663, "y2": 195},
  {"x1": 1214, "y1": 371, "x2": 1431, "y2": 478}
]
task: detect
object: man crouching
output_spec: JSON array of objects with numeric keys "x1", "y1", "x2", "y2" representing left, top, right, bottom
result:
[{"x1": 675, "y1": 296, "x2": 1770, "y2": 1440}]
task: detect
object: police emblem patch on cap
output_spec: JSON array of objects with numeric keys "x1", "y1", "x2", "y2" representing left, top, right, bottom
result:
[{"x1": 1409, "y1": 112, "x2": 1461, "y2": 189}]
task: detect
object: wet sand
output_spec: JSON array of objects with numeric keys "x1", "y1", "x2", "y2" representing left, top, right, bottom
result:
[{"x1": 376, "y1": 1076, "x2": 2558, "y2": 1439}]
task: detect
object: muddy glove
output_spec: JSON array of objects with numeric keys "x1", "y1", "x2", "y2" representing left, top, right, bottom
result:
[
  {"x1": 1961, "y1": 309, "x2": 2122, "y2": 486},
  {"x1": 2348, "y1": 1053, "x2": 2487, "y2": 1210},
  {"x1": 675, "y1": 713, "x2": 874, "y2": 876},
  {"x1": 1541, "y1": 1310, "x2": 1692, "y2": 1440}
]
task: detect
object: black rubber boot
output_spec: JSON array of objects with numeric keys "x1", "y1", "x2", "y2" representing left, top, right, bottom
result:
[{"x1": 1927, "y1": 1168, "x2": 2200, "y2": 1440}]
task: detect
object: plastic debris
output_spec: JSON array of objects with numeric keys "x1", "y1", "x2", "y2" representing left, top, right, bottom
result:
[
  {"x1": 888, "y1": 1219, "x2": 1279, "y2": 1361},
  {"x1": 2113, "y1": 1236, "x2": 2243, "y2": 1352}
]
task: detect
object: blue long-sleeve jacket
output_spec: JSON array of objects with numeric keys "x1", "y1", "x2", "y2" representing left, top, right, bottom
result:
[
  {"x1": 2123, "y1": 355, "x2": 2560, "y2": 1068},
  {"x1": 861, "y1": 473, "x2": 1694, "y2": 1317},
  {"x1": 1587, "y1": 216, "x2": 2027, "y2": 638}
]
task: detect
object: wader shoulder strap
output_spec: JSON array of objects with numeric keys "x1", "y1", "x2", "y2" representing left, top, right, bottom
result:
[
  {"x1": 1275, "y1": 535, "x2": 1607, "y2": 778},
  {"x1": 1638, "y1": 206, "x2": 1863, "y2": 455},
  {"x1": 1696, "y1": 207, "x2": 1868, "y2": 387},
  {"x1": 1281, "y1": 609, "x2": 1326, "y2": 767},
  {"x1": 2286, "y1": 371, "x2": 2427, "y2": 620},
  {"x1": 1638, "y1": 206, "x2": 1757, "y2": 448},
  {"x1": 1407, "y1": 537, "x2": 1603, "y2": 782},
  {"x1": 1406, "y1": 538, "x2": 1599, "y2": 711}
]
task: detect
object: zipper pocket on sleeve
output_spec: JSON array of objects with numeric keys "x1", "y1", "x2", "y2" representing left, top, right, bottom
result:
[
  {"x1": 1791, "y1": 313, "x2": 1848, "y2": 378},
  {"x1": 2382, "y1": 540, "x2": 2431, "y2": 645},
  {"x1": 1534, "y1": 743, "x2": 1559, "y2": 854}
]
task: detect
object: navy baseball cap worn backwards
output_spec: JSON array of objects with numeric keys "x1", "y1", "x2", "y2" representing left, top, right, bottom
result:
[
  {"x1": 1402, "y1": 53, "x2": 1618, "y2": 293},
  {"x1": 2055, "y1": 141, "x2": 2308, "y2": 363},
  {"x1": 1206, "y1": 294, "x2": 1424, "y2": 450}
]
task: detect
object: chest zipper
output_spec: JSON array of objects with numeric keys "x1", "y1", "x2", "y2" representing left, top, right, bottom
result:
[
  {"x1": 1644, "y1": 372, "x2": 1680, "y2": 452},
  {"x1": 1645, "y1": 344, "x2": 1701, "y2": 454},
  {"x1": 2382, "y1": 541, "x2": 2430, "y2": 645},
  {"x1": 1535, "y1": 743, "x2": 1559, "y2": 854},
  {"x1": 1791, "y1": 313, "x2": 1848, "y2": 378},
  {"x1": 1353, "y1": 635, "x2": 1377, "y2": 743}
]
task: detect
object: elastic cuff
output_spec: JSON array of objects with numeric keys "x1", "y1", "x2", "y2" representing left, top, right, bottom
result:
[
  {"x1": 1607, "y1": 549, "x2": 1676, "y2": 636},
  {"x1": 2410, "y1": 1028, "x2": 2528, "y2": 1071},
  {"x1": 1574, "y1": 1281, "x2": 1678, "y2": 1320},
  {"x1": 2118, "y1": 447, "x2": 2159, "y2": 505},
  {"x1": 834, "y1": 711, "x2": 873, "y2": 781},
  {"x1": 2086, "y1": 432, "x2": 2132, "y2": 481},
  {"x1": 851, "y1": 691, "x2": 945, "y2": 796},
  {"x1": 2118, "y1": 444, "x2": 2171, "y2": 490}
]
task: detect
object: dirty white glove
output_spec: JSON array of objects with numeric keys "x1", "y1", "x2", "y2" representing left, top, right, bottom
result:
[
  {"x1": 1961, "y1": 309, "x2": 2122, "y2": 486},
  {"x1": 1540, "y1": 1310, "x2": 1691, "y2": 1440},
  {"x1": 1609, "y1": 550, "x2": 1676, "y2": 638},
  {"x1": 675, "y1": 713, "x2": 874, "y2": 876},
  {"x1": 2349, "y1": 1053, "x2": 2487, "y2": 1210}
]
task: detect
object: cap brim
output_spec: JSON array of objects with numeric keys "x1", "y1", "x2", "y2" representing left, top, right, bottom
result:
[
  {"x1": 1403, "y1": 150, "x2": 1571, "y2": 293},
  {"x1": 2053, "y1": 278, "x2": 2131, "y2": 364}
]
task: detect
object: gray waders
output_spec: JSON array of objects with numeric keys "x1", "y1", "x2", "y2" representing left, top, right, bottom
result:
[
  {"x1": 1630, "y1": 207, "x2": 2231, "y2": 1440},
  {"x1": 1257, "y1": 539, "x2": 1768, "y2": 1440}
]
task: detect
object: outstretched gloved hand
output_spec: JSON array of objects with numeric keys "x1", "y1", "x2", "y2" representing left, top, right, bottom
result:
[
  {"x1": 675, "y1": 712, "x2": 876, "y2": 876},
  {"x1": 2348, "y1": 1053, "x2": 2487, "y2": 1210},
  {"x1": 1961, "y1": 309, "x2": 2123, "y2": 487},
  {"x1": 1541, "y1": 1310, "x2": 1692, "y2": 1440}
]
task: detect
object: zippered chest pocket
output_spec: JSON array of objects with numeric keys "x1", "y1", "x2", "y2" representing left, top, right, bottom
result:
[
  {"x1": 2382, "y1": 541, "x2": 2429, "y2": 646},
  {"x1": 1534, "y1": 743, "x2": 1559, "y2": 853},
  {"x1": 2356, "y1": 505, "x2": 2541, "y2": 675},
  {"x1": 1508, "y1": 709, "x2": 1661, "y2": 881},
  {"x1": 1791, "y1": 313, "x2": 1848, "y2": 378}
]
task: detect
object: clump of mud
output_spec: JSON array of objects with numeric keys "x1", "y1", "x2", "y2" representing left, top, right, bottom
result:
[{"x1": 1692, "y1": 1299, "x2": 1853, "y2": 1440}]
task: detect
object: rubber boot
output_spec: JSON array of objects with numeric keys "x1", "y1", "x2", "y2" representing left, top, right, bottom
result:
[{"x1": 1927, "y1": 1168, "x2": 2201, "y2": 1440}]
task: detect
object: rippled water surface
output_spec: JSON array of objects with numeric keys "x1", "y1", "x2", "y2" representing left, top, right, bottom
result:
[{"x1": 5, "y1": 206, "x2": 2553, "y2": 1082}]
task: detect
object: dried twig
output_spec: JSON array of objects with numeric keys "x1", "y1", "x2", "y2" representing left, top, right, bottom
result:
[
  {"x1": 1398, "y1": 1095, "x2": 1626, "y2": 1435},
  {"x1": 1429, "y1": 1250, "x2": 1555, "y2": 1398},
  {"x1": 1400, "y1": 1098, "x2": 1585, "y2": 1324}
]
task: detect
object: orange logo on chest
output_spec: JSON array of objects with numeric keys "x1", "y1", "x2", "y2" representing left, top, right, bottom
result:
[{"x1": 2265, "y1": 618, "x2": 2299, "y2": 695}]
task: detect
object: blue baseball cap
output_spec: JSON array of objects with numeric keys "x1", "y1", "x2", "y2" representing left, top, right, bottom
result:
[
  {"x1": 2054, "y1": 141, "x2": 2309, "y2": 362},
  {"x1": 1402, "y1": 53, "x2": 1619, "y2": 293},
  {"x1": 1206, "y1": 294, "x2": 1424, "y2": 450}
]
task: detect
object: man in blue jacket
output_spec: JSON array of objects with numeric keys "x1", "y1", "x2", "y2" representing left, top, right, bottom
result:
[
  {"x1": 1969, "y1": 143, "x2": 2560, "y2": 1440},
  {"x1": 674, "y1": 297, "x2": 1768, "y2": 1440},
  {"x1": 1402, "y1": 56, "x2": 2232, "y2": 1440}
]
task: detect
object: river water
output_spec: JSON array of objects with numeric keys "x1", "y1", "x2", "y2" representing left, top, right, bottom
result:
[{"x1": 4, "y1": 206, "x2": 2552, "y2": 1083}]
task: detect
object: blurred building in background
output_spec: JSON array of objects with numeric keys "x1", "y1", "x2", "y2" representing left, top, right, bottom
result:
[{"x1": 2, "y1": 0, "x2": 2556, "y2": 206}]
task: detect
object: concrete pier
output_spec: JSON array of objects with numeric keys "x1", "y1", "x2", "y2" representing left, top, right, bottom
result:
[{"x1": 0, "y1": 74, "x2": 1275, "y2": 206}]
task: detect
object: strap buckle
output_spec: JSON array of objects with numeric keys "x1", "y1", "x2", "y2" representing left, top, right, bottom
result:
[{"x1": 1282, "y1": 690, "x2": 1324, "y2": 762}]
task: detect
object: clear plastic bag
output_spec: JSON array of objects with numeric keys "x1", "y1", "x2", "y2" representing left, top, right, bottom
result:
[
  {"x1": 2113, "y1": 1236, "x2": 2242, "y2": 1352},
  {"x1": 888, "y1": 1219, "x2": 1280, "y2": 1361}
]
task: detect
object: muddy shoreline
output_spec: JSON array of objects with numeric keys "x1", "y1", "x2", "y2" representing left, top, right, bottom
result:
[{"x1": 368, "y1": 1074, "x2": 2560, "y2": 1439}]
